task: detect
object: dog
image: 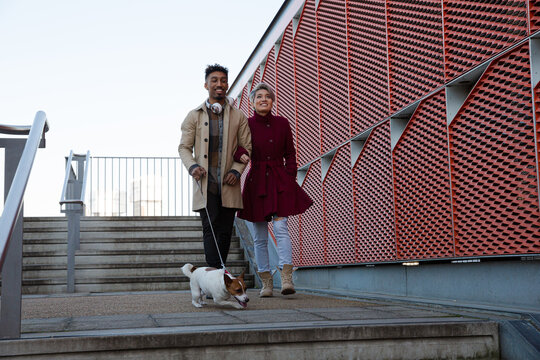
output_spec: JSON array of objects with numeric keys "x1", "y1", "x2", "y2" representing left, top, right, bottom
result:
[{"x1": 181, "y1": 263, "x2": 249, "y2": 309}]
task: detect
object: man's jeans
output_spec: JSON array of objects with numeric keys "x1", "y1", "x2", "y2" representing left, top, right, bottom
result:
[{"x1": 198, "y1": 191, "x2": 236, "y2": 268}]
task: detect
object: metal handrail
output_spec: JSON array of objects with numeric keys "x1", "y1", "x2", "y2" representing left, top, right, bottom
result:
[
  {"x1": 0, "y1": 111, "x2": 49, "y2": 269},
  {"x1": 0, "y1": 122, "x2": 49, "y2": 136},
  {"x1": 60, "y1": 150, "x2": 90, "y2": 207}
]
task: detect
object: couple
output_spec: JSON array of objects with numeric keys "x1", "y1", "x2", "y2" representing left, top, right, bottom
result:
[{"x1": 178, "y1": 64, "x2": 312, "y2": 297}]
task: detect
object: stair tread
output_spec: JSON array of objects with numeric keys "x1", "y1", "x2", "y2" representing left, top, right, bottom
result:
[{"x1": 19, "y1": 216, "x2": 251, "y2": 295}]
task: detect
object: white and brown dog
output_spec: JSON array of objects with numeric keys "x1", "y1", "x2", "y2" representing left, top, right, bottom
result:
[{"x1": 181, "y1": 263, "x2": 249, "y2": 309}]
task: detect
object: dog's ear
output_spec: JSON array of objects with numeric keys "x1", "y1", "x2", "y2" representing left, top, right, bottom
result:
[
  {"x1": 238, "y1": 270, "x2": 245, "y2": 280},
  {"x1": 224, "y1": 273, "x2": 232, "y2": 285}
]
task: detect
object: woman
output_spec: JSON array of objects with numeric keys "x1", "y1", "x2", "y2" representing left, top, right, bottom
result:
[{"x1": 235, "y1": 82, "x2": 313, "y2": 297}]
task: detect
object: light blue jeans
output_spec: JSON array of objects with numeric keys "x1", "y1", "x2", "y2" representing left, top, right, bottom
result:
[{"x1": 253, "y1": 217, "x2": 292, "y2": 272}]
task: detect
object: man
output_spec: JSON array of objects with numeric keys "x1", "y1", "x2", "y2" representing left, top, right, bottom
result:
[{"x1": 179, "y1": 64, "x2": 251, "y2": 268}]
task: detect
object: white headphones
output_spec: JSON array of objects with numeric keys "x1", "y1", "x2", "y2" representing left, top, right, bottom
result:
[{"x1": 206, "y1": 100, "x2": 223, "y2": 114}]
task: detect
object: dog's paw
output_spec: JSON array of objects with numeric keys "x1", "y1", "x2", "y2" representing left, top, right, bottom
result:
[{"x1": 192, "y1": 301, "x2": 203, "y2": 308}]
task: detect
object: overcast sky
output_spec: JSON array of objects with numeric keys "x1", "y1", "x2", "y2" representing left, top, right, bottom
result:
[{"x1": 0, "y1": 0, "x2": 284, "y2": 215}]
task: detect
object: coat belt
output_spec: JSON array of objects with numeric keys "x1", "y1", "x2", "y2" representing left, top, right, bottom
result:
[{"x1": 253, "y1": 160, "x2": 287, "y2": 197}]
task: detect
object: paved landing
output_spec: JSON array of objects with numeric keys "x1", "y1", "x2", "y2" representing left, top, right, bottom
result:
[{"x1": 20, "y1": 289, "x2": 477, "y2": 339}]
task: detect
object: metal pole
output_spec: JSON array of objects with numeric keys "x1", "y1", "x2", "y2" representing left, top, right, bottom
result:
[{"x1": 0, "y1": 140, "x2": 25, "y2": 339}]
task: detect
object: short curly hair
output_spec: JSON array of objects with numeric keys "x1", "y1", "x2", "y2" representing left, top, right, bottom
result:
[{"x1": 205, "y1": 64, "x2": 228, "y2": 80}]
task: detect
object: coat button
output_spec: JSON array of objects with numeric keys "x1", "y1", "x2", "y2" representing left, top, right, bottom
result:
[
  {"x1": 269, "y1": 139, "x2": 273, "y2": 143},
  {"x1": 266, "y1": 124, "x2": 270, "y2": 127},
  {"x1": 266, "y1": 172, "x2": 269, "y2": 176},
  {"x1": 204, "y1": 138, "x2": 208, "y2": 142},
  {"x1": 267, "y1": 156, "x2": 271, "y2": 160},
  {"x1": 205, "y1": 122, "x2": 208, "y2": 126},
  {"x1": 204, "y1": 155, "x2": 208, "y2": 159}
]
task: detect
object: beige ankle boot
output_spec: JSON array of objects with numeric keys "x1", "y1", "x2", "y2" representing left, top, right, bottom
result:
[
  {"x1": 258, "y1": 271, "x2": 273, "y2": 297},
  {"x1": 277, "y1": 264, "x2": 296, "y2": 295}
]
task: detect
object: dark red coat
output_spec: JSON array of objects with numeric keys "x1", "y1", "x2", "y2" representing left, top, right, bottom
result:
[{"x1": 237, "y1": 112, "x2": 313, "y2": 222}]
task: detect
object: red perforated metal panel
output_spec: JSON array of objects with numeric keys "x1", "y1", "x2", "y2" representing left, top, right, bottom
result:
[
  {"x1": 251, "y1": 66, "x2": 261, "y2": 91},
  {"x1": 449, "y1": 43, "x2": 540, "y2": 256},
  {"x1": 239, "y1": 83, "x2": 251, "y2": 118},
  {"x1": 261, "y1": 47, "x2": 278, "y2": 116},
  {"x1": 240, "y1": 162, "x2": 251, "y2": 194},
  {"x1": 294, "y1": 0, "x2": 322, "y2": 167},
  {"x1": 353, "y1": 122, "x2": 397, "y2": 263},
  {"x1": 387, "y1": 0, "x2": 445, "y2": 112},
  {"x1": 393, "y1": 91, "x2": 455, "y2": 260},
  {"x1": 346, "y1": 0, "x2": 390, "y2": 135},
  {"x1": 262, "y1": 47, "x2": 277, "y2": 91},
  {"x1": 443, "y1": 0, "x2": 528, "y2": 81},
  {"x1": 298, "y1": 160, "x2": 324, "y2": 266},
  {"x1": 323, "y1": 144, "x2": 355, "y2": 265},
  {"x1": 535, "y1": 82, "x2": 540, "y2": 186},
  {"x1": 317, "y1": 0, "x2": 351, "y2": 154},
  {"x1": 531, "y1": 0, "x2": 540, "y2": 32},
  {"x1": 288, "y1": 215, "x2": 301, "y2": 266},
  {"x1": 276, "y1": 22, "x2": 298, "y2": 151}
]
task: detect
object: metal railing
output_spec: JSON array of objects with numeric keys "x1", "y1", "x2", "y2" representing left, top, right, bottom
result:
[
  {"x1": 59, "y1": 151, "x2": 90, "y2": 292},
  {"x1": 86, "y1": 156, "x2": 194, "y2": 217},
  {"x1": 0, "y1": 111, "x2": 49, "y2": 339}
]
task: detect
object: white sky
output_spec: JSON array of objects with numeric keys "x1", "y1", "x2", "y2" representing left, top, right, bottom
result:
[{"x1": 0, "y1": 0, "x2": 284, "y2": 216}]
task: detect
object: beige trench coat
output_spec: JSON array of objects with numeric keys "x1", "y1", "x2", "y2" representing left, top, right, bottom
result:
[{"x1": 178, "y1": 102, "x2": 251, "y2": 211}]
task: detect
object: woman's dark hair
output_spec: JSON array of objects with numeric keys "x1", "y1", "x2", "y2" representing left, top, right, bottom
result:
[{"x1": 205, "y1": 64, "x2": 228, "y2": 80}]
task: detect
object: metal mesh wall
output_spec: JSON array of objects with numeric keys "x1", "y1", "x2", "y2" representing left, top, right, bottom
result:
[
  {"x1": 276, "y1": 22, "x2": 298, "y2": 151},
  {"x1": 262, "y1": 47, "x2": 277, "y2": 93},
  {"x1": 443, "y1": 0, "x2": 529, "y2": 81},
  {"x1": 288, "y1": 215, "x2": 301, "y2": 266},
  {"x1": 239, "y1": 83, "x2": 251, "y2": 118},
  {"x1": 393, "y1": 91, "x2": 455, "y2": 260},
  {"x1": 353, "y1": 122, "x2": 397, "y2": 263},
  {"x1": 251, "y1": 66, "x2": 261, "y2": 91},
  {"x1": 323, "y1": 144, "x2": 355, "y2": 265},
  {"x1": 532, "y1": 0, "x2": 540, "y2": 32},
  {"x1": 387, "y1": 0, "x2": 445, "y2": 113},
  {"x1": 317, "y1": 0, "x2": 351, "y2": 154},
  {"x1": 261, "y1": 47, "x2": 278, "y2": 116},
  {"x1": 449, "y1": 43, "x2": 540, "y2": 256},
  {"x1": 346, "y1": 0, "x2": 390, "y2": 135},
  {"x1": 535, "y1": 81, "x2": 540, "y2": 187},
  {"x1": 232, "y1": 1, "x2": 540, "y2": 266},
  {"x1": 294, "y1": 0, "x2": 322, "y2": 167},
  {"x1": 298, "y1": 160, "x2": 324, "y2": 266}
]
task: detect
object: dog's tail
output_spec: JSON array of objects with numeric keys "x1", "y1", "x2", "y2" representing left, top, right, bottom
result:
[{"x1": 181, "y1": 263, "x2": 195, "y2": 278}]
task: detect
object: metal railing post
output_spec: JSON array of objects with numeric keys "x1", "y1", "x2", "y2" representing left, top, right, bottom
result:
[
  {"x1": 0, "y1": 140, "x2": 25, "y2": 339},
  {"x1": 0, "y1": 111, "x2": 49, "y2": 339},
  {"x1": 60, "y1": 151, "x2": 89, "y2": 293}
]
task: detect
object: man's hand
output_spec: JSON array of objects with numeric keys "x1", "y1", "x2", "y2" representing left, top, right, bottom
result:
[
  {"x1": 191, "y1": 166, "x2": 206, "y2": 181},
  {"x1": 223, "y1": 172, "x2": 238, "y2": 186}
]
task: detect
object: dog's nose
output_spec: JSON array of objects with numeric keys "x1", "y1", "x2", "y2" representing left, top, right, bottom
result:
[{"x1": 245, "y1": 298, "x2": 249, "y2": 302}]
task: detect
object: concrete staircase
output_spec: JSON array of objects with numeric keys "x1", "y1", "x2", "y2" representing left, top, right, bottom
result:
[{"x1": 21, "y1": 216, "x2": 253, "y2": 294}]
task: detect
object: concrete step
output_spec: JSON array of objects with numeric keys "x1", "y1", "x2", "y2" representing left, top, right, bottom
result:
[
  {"x1": 1, "y1": 316, "x2": 499, "y2": 359},
  {"x1": 23, "y1": 216, "x2": 202, "y2": 231},
  {"x1": 23, "y1": 239, "x2": 240, "y2": 252},
  {"x1": 18, "y1": 216, "x2": 250, "y2": 295},
  {"x1": 24, "y1": 230, "x2": 205, "y2": 241},
  {"x1": 22, "y1": 273, "x2": 255, "y2": 294},
  {"x1": 23, "y1": 250, "x2": 245, "y2": 266},
  {"x1": 23, "y1": 262, "x2": 250, "y2": 279}
]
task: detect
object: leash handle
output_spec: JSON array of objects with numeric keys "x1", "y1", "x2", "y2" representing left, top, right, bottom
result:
[{"x1": 195, "y1": 179, "x2": 227, "y2": 270}]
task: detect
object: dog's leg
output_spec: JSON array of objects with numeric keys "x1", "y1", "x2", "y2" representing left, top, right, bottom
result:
[{"x1": 190, "y1": 282, "x2": 204, "y2": 308}]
